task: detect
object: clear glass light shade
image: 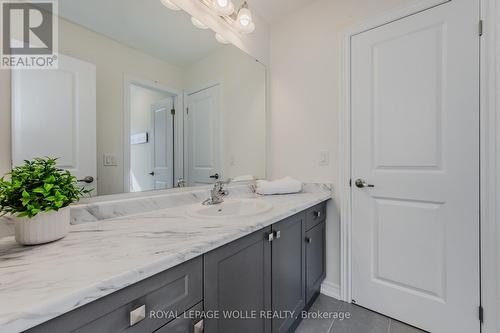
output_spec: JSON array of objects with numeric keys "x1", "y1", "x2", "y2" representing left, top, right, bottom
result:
[
  {"x1": 160, "y1": 0, "x2": 180, "y2": 11},
  {"x1": 212, "y1": 0, "x2": 234, "y2": 15},
  {"x1": 215, "y1": 33, "x2": 230, "y2": 44},
  {"x1": 191, "y1": 17, "x2": 209, "y2": 29},
  {"x1": 237, "y1": 7, "x2": 252, "y2": 27},
  {"x1": 238, "y1": 21, "x2": 255, "y2": 34}
]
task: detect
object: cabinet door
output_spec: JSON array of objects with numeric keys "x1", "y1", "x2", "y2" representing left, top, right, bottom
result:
[
  {"x1": 204, "y1": 228, "x2": 272, "y2": 333},
  {"x1": 271, "y1": 213, "x2": 306, "y2": 333},
  {"x1": 306, "y1": 221, "x2": 326, "y2": 306}
]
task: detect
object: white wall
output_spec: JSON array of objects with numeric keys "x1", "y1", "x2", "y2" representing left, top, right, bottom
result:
[
  {"x1": 129, "y1": 85, "x2": 171, "y2": 192},
  {"x1": 184, "y1": 46, "x2": 267, "y2": 180},
  {"x1": 269, "y1": 0, "x2": 421, "y2": 292}
]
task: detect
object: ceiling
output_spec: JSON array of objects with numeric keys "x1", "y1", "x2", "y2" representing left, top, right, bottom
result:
[
  {"x1": 59, "y1": 0, "x2": 222, "y2": 67},
  {"x1": 249, "y1": 0, "x2": 316, "y2": 24}
]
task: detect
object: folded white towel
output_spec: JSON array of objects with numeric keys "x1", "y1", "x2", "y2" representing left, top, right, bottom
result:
[
  {"x1": 256, "y1": 177, "x2": 303, "y2": 195},
  {"x1": 232, "y1": 175, "x2": 255, "y2": 182}
]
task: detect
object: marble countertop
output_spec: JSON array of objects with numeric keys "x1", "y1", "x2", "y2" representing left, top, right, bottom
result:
[{"x1": 0, "y1": 184, "x2": 331, "y2": 333}]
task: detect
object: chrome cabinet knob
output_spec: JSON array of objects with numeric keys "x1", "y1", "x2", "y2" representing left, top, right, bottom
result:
[{"x1": 355, "y1": 179, "x2": 375, "y2": 188}]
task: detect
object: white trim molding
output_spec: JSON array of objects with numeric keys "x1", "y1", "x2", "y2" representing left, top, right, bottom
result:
[
  {"x1": 122, "y1": 75, "x2": 183, "y2": 193},
  {"x1": 321, "y1": 281, "x2": 341, "y2": 300},
  {"x1": 340, "y1": 0, "x2": 500, "y2": 331},
  {"x1": 479, "y1": 1, "x2": 500, "y2": 332},
  {"x1": 339, "y1": 0, "x2": 451, "y2": 305}
]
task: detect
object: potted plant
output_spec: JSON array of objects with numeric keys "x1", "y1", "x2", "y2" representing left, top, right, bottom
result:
[{"x1": 0, "y1": 157, "x2": 90, "y2": 245}]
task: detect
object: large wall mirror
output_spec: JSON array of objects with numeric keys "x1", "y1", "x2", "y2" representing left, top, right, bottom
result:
[{"x1": 6, "y1": 0, "x2": 266, "y2": 196}]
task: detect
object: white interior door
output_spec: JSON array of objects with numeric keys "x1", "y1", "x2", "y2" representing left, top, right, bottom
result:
[
  {"x1": 186, "y1": 85, "x2": 221, "y2": 185},
  {"x1": 12, "y1": 54, "x2": 97, "y2": 193},
  {"x1": 152, "y1": 99, "x2": 174, "y2": 190},
  {"x1": 351, "y1": 1, "x2": 480, "y2": 332}
]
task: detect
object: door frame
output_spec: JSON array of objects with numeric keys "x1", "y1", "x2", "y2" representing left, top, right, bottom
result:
[
  {"x1": 123, "y1": 75, "x2": 183, "y2": 192},
  {"x1": 339, "y1": 0, "x2": 498, "y2": 331}
]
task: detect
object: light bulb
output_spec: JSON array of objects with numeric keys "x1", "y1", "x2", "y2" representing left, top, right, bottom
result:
[
  {"x1": 160, "y1": 0, "x2": 180, "y2": 11},
  {"x1": 237, "y1": 7, "x2": 252, "y2": 27},
  {"x1": 215, "y1": 33, "x2": 230, "y2": 44},
  {"x1": 239, "y1": 21, "x2": 255, "y2": 34},
  {"x1": 212, "y1": 0, "x2": 234, "y2": 15},
  {"x1": 191, "y1": 17, "x2": 209, "y2": 30}
]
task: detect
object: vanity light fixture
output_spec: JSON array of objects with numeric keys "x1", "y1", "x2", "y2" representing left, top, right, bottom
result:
[
  {"x1": 191, "y1": 16, "x2": 209, "y2": 29},
  {"x1": 212, "y1": 0, "x2": 235, "y2": 16},
  {"x1": 160, "y1": 0, "x2": 181, "y2": 11},
  {"x1": 159, "y1": 0, "x2": 256, "y2": 39},
  {"x1": 215, "y1": 33, "x2": 230, "y2": 44}
]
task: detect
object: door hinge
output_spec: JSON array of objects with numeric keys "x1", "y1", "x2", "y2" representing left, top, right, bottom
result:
[
  {"x1": 171, "y1": 108, "x2": 175, "y2": 116},
  {"x1": 349, "y1": 179, "x2": 352, "y2": 187},
  {"x1": 186, "y1": 108, "x2": 189, "y2": 115},
  {"x1": 479, "y1": 20, "x2": 484, "y2": 37},
  {"x1": 479, "y1": 306, "x2": 484, "y2": 323}
]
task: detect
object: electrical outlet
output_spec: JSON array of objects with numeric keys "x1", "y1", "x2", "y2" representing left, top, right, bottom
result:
[
  {"x1": 319, "y1": 150, "x2": 330, "y2": 166},
  {"x1": 103, "y1": 154, "x2": 118, "y2": 166}
]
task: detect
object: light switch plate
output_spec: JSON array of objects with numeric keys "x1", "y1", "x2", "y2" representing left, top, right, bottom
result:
[
  {"x1": 103, "y1": 154, "x2": 118, "y2": 166},
  {"x1": 319, "y1": 150, "x2": 330, "y2": 166}
]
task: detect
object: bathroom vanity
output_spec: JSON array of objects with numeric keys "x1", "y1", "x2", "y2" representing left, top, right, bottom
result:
[{"x1": 0, "y1": 184, "x2": 330, "y2": 333}]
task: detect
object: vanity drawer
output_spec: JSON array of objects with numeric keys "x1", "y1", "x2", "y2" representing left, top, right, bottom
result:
[
  {"x1": 26, "y1": 257, "x2": 203, "y2": 333},
  {"x1": 154, "y1": 302, "x2": 203, "y2": 333},
  {"x1": 305, "y1": 202, "x2": 326, "y2": 230}
]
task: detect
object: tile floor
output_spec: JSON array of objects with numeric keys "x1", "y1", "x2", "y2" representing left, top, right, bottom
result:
[{"x1": 295, "y1": 295, "x2": 426, "y2": 333}]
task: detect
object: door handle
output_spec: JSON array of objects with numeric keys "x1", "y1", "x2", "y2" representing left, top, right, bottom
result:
[
  {"x1": 209, "y1": 173, "x2": 220, "y2": 180},
  {"x1": 77, "y1": 176, "x2": 94, "y2": 184},
  {"x1": 355, "y1": 179, "x2": 374, "y2": 188},
  {"x1": 148, "y1": 172, "x2": 155, "y2": 176}
]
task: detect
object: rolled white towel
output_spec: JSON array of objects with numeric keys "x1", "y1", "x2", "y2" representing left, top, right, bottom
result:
[{"x1": 256, "y1": 177, "x2": 303, "y2": 195}]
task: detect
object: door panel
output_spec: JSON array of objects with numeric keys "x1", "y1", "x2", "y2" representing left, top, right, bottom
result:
[
  {"x1": 186, "y1": 86, "x2": 221, "y2": 185},
  {"x1": 204, "y1": 228, "x2": 272, "y2": 333},
  {"x1": 152, "y1": 100, "x2": 174, "y2": 190},
  {"x1": 351, "y1": 1, "x2": 480, "y2": 332},
  {"x1": 11, "y1": 53, "x2": 97, "y2": 192},
  {"x1": 306, "y1": 221, "x2": 326, "y2": 305},
  {"x1": 271, "y1": 213, "x2": 306, "y2": 333}
]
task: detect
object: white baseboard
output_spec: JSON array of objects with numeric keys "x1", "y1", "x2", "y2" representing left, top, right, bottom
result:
[{"x1": 320, "y1": 281, "x2": 341, "y2": 300}]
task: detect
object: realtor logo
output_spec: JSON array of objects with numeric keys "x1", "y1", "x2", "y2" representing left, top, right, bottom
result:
[{"x1": 1, "y1": 0, "x2": 58, "y2": 69}]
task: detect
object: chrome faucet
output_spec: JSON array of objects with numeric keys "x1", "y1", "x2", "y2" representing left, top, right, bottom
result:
[
  {"x1": 203, "y1": 179, "x2": 230, "y2": 205},
  {"x1": 176, "y1": 177, "x2": 187, "y2": 188}
]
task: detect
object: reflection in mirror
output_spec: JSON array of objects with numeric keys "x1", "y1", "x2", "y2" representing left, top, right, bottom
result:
[{"x1": 4, "y1": 0, "x2": 266, "y2": 197}]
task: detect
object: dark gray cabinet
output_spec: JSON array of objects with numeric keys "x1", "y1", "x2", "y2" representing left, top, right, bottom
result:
[
  {"x1": 204, "y1": 227, "x2": 272, "y2": 333},
  {"x1": 305, "y1": 220, "x2": 326, "y2": 306},
  {"x1": 271, "y1": 213, "x2": 306, "y2": 333}
]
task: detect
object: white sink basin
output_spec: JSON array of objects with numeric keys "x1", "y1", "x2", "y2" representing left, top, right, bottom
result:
[{"x1": 187, "y1": 199, "x2": 273, "y2": 219}]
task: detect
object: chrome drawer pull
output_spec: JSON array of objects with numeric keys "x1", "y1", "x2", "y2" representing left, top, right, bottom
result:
[
  {"x1": 313, "y1": 211, "x2": 321, "y2": 218},
  {"x1": 194, "y1": 319, "x2": 204, "y2": 333},
  {"x1": 130, "y1": 305, "x2": 146, "y2": 326}
]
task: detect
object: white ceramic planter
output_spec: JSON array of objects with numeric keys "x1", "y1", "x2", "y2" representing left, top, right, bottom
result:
[{"x1": 14, "y1": 207, "x2": 70, "y2": 245}]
